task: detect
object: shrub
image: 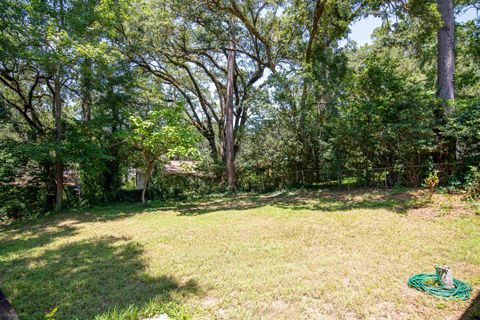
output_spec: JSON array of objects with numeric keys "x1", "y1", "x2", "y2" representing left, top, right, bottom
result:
[
  {"x1": 465, "y1": 166, "x2": 480, "y2": 199},
  {"x1": 0, "y1": 184, "x2": 45, "y2": 221},
  {"x1": 424, "y1": 170, "x2": 440, "y2": 193}
]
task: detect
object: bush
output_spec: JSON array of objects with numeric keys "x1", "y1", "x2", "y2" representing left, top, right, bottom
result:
[
  {"x1": 152, "y1": 174, "x2": 219, "y2": 198},
  {"x1": 113, "y1": 189, "x2": 143, "y2": 202},
  {"x1": 0, "y1": 141, "x2": 47, "y2": 221},
  {"x1": 237, "y1": 167, "x2": 282, "y2": 192},
  {"x1": 465, "y1": 166, "x2": 480, "y2": 199},
  {"x1": 424, "y1": 170, "x2": 440, "y2": 193},
  {"x1": 0, "y1": 184, "x2": 45, "y2": 221}
]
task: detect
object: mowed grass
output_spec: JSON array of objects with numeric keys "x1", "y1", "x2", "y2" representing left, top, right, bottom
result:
[{"x1": 1, "y1": 189, "x2": 480, "y2": 319}]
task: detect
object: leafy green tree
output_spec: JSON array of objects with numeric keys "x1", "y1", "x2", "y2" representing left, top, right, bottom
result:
[
  {"x1": 1, "y1": 0, "x2": 135, "y2": 211},
  {"x1": 105, "y1": 0, "x2": 285, "y2": 188},
  {"x1": 129, "y1": 104, "x2": 198, "y2": 204},
  {"x1": 333, "y1": 52, "x2": 436, "y2": 185}
]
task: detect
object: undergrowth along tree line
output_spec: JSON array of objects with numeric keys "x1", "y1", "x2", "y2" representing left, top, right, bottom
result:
[{"x1": 0, "y1": 0, "x2": 479, "y2": 220}]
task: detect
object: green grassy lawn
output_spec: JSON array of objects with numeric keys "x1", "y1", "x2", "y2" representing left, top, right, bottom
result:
[{"x1": 1, "y1": 189, "x2": 480, "y2": 320}]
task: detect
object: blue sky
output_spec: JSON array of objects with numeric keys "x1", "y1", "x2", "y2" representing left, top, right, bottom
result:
[{"x1": 349, "y1": 7, "x2": 479, "y2": 46}]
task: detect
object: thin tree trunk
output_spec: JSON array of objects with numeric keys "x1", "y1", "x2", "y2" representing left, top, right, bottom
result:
[
  {"x1": 206, "y1": 134, "x2": 218, "y2": 162},
  {"x1": 141, "y1": 161, "x2": 154, "y2": 205},
  {"x1": 225, "y1": 20, "x2": 236, "y2": 192},
  {"x1": 41, "y1": 161, "x2": 56, "y2": 212},
  {"x1": 298, "y1": 0, "x2": 327, "y2": 161},
  {"x1": 54, "y1": 75, "x2": 63, "y2": 210},
  {"x1": 82, "y1": 97, "x2": 91, "y2": 122},
  {"x1": 437, "y1": 0, "x2": 455, "y2": 111},
  {"x1": 53, "y1": 0, "x2": 64, "y2": 210},
  {"x1": 81, "y1": 60, "x2": 92, "y2": 122},
  {"x1": 103, "y1": 101, "x2": 121, "y2": 198}
]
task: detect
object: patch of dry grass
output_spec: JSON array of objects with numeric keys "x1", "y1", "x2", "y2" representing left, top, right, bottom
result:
[{"x1": 1, "y1": 189, "x2": 479, "y2": 319}]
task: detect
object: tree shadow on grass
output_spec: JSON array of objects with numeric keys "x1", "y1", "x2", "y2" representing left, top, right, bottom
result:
[
  {"x1": 175, "y1": 189, "x2": 421, "y2": 216},
  {"x1": 0, "y1": 189, "x2": 426, "y2": 234},
  {"x1": 1, "y1": 201, "x2": 176, "y2": 233},
  {"x1": 0, "y1": 202, "x2": 177, "y2": 257},
  {"x1": 0, "y1": 225, "x2": 77, "y2": 257},
  {"x1": 0, "y1": 236, "x2": 199, "y2": 320},
  {"x1": 460, "y1": 292, "x2": 480, "y2": 320}
]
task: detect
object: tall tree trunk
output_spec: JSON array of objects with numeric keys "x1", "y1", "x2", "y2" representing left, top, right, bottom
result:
[
  {"x1": 54, "y1": 75, "x2": 63, "y2": 210},
  {"x1": 225, "y1": 21, "x2": 236, "y2": 192},
  {"x1": 81, "y1": 58, "x2": 92, "y2": 122},
  {"x1": 298, "y1": 0, "x2": 327, "y2": 165},
  {"x1": 52, "y1": 0, "x2": 65, "y2": 210},
  {"x1": 436, "y1": 0, "x2": 456, "y2": 161},
  {"x1": 437, "y1": 0, "x2": 455, "y2": 110},
  {"x1": 103, "y1": 101, "x2": 121, "y2": 199},
  {"x1": 43, "y1": 161, "x2": 57, "y2": 212}
]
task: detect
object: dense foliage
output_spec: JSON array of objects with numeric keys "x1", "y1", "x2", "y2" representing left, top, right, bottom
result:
[{"x1": 0, "y1": 0, "x2": 479, "y2": 220}]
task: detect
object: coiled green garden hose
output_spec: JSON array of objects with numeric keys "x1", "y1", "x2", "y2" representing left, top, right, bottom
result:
[{"x1": 408, "y1": 273, "x2": 472, "y2": 300}]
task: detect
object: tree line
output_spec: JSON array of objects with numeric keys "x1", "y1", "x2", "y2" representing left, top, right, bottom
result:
[{"x1": 0, "y1": 0, "x2": 479, "y2": 219}]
